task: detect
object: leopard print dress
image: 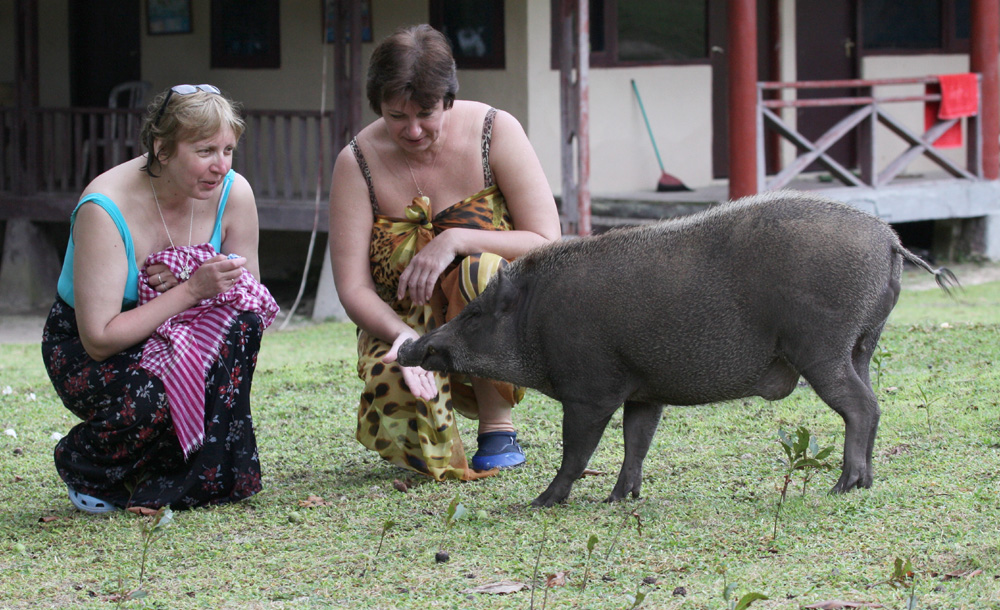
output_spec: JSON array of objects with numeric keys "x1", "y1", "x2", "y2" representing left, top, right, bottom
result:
[{"x1": 351, "y1": 108, "x2": 523, "y2": 481}]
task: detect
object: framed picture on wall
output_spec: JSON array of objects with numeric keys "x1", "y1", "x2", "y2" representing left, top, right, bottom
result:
[
  {"x1": 210, "y1": 0, "x2": 281, "y2": 69},
  {"x1": 323, "y1": 0, "x2": 373, "y2": 43},
  {"x1": 147, "y1": 0, "x2": 192, "y2": 35},
  {"x1": 429, "y1": 0, "x2": 505, "y2": 70}
]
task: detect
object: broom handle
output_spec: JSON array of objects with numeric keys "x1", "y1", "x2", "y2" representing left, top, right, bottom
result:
[{"x1": 630, "y1": 79, "x2": 666, "y2": 173}]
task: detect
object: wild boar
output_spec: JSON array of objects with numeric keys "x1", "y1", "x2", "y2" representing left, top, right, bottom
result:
[{"x1": 397, "y1": 190, "x2": 957, "y2": 507}]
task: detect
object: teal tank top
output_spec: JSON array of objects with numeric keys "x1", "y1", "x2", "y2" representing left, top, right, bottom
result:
[{"x1": 57, "y1": 169, "x2": 237, "y2": 309}]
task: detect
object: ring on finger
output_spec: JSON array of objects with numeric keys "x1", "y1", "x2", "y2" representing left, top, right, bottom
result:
[{"x1": 157, "y1": 273, "x2": 163, "y2": 285}]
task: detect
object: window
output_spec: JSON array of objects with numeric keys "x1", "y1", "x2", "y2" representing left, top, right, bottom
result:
[
  {"x1": 862, "y1": 0, "x2": 970, "y2": 54},
  {"x1": 552, "y1": 0, "x2": 709, "y2": 68},
  {"x1": 430, "y1": 0, "x2": 505, "y2": 70}
]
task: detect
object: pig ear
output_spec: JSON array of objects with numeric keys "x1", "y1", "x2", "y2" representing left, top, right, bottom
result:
[{"x1": 493, "y1": 268, "x2": 521, "y2": 313}]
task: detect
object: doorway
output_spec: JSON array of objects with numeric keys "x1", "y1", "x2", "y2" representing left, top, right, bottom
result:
[
  {"x1": 795, "y1": 0, "x2": 859, "y2": 171},
  {"x1": 69, "y1": 0, "x2": 141, "y2": 107}
]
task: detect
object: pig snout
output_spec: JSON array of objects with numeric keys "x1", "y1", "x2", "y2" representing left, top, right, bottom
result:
[
  {"x1": 396, "y1": 337, "x2": 450, "y2": 371},
  {"x1": 395, "y1": 339, "x2": 423, "y2": 367}
]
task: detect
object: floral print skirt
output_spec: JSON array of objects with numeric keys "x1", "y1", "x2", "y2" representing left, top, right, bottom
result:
[{"x1": 41, "y1": 298, "x2": 263, "y2": 510}]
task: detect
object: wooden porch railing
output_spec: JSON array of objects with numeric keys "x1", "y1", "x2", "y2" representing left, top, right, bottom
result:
[
  {"x1": 757, "y1": 75, "x2": 983, "y2": 191},
  {"x1": 0, "y1": 106, "x2": 336, "y2": 218}
]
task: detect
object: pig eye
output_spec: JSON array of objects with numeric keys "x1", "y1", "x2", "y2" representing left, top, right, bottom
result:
[{"x1": 427, "y1": 346, "x2": 437, "y2": 355}]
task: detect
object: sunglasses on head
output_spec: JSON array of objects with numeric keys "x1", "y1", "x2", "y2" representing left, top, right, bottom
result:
[{"x1": 154, "y1": 84, "x2": 222, "y2": 126}]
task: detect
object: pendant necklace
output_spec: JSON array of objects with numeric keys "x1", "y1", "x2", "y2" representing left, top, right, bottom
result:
[{"x1": 149, "y1": 176, "x2": 195, "y2": 281}]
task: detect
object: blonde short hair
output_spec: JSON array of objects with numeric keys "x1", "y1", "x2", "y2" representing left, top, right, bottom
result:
[{"x1": 140, "y1": 87, "x2": 245, "y2": 176}]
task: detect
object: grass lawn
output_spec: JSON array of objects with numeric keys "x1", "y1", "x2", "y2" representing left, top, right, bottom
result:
[{"x1": 0, "y1": 267, "x2": 998, "y2": 609}]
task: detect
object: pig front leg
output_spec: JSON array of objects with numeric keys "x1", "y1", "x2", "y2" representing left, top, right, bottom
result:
[
  {"x1": 606, "y1": 401, "x2": 664, "y2": 502},
  {"x1": 531, "y1": 401, "x2": 618, "y2": 507}
]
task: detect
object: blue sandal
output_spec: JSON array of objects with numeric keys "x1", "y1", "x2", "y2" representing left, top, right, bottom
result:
[
  {"x1": 471, "y1": 431, "x2": 526, "y2": 470},
  {"x1": 68, "y1": 487, "x2": 118, "y2": 513}
]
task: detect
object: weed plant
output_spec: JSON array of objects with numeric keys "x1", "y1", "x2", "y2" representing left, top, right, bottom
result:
[{"x1": 0, "y1": 272, "x2": 998, "y2": 608}]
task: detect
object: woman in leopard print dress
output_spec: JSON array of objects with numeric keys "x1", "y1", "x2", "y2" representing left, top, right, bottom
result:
[{"x1": 328, "y1": 24, "x2": 561, "y2": 481}]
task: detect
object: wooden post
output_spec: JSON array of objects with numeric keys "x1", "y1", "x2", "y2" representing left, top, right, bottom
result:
[
  {"x1": 558, "y1": 0, "x2": 591, "y2": 236},
  {"x1": 971, "y1": 0, "x2": 999, "y2": 180},
  {"x1": 314, "y1": 0, "x2": 364, "y2": 322},
  {"x1": 14, "y1": 0, "x2": 39, "y2": 196},
  {"x1": 728, "y1": 0, "x2": 757, "y2": 200}
]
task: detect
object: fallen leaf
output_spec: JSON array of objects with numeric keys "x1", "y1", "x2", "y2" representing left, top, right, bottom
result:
[
  {"x1": 127, "y1": 506, "x2": 159, "y2": 516},
  {"x1": 803, "y1": 602, "x2": 884, "y2": 609},
  {"x1": 298, "y1": 494, "x2": 333, "y2": 508},
  {"x1": 392, "y1": 479, "x2": 409, "y2": 493},
  {"x1": 545, "y1": 571, "x2": 568, "y2": 588},
  {"x1": 464, "y1": 580, "x2": 530, "y2": 595},
  {"x1": 38, "y1": 515, "x2": 59, "y2": 523},
  {"x1": 13, "y1": 475, "x2": 23, "y2": 482},
  {"x1": 581, "y1": 469, "x2": 605, "y2": 477}
]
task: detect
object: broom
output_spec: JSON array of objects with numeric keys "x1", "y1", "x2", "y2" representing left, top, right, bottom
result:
[{"x1": 630, "y1": 79, "x2": 692, "y2": 192}]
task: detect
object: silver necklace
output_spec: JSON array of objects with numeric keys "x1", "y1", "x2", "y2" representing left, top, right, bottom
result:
[{"x1": 149, "y1": 175, "x2": 195, "y2": 281}]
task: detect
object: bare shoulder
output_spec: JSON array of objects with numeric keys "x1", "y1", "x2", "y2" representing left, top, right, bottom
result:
[
  {"x1": 221, "y1": 171, "x2": 259, "y2": 227},
  {"x1": 81, "y1": 157, "x2": 148, "y2": 208},
  {"x1": 489, "y1": 108, "x2": 528, "y2": 141},
  {"x1": 226, "y1": 171, "x2": 255, "y2": 204}
]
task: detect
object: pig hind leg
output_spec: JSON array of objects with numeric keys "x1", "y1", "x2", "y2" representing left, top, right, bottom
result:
[
  {"x1": 607, "y1": 401, "x2": 664, "y2": 503},
  {"x1": 849, "y1": 324, "x2": 887, "y2": 486},
  {"x1": 802, "y1": 353, "x2": 880, "y2": 493},
  {"x1": 531, "y1": 402, "x2": 618, "y2": 507}
]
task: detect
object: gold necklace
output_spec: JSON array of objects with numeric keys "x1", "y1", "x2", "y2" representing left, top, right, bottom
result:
[
  {"x1": 403, "y1": 152, "x2": 439, "y2": 198},
  {"x1": 149, "y1": 175, "x2": 195, "y2": 281},
  {"x1": 401, "y1": 125, "x2": 447, "y2": 198}
]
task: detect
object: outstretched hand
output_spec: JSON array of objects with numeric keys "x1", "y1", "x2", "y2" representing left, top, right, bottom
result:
[{"x1": 383, "y1": 331, "x2": 439, "y2": 400}]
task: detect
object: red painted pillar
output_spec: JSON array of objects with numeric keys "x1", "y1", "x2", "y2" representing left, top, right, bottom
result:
[
  {"x1": 728, "y1": 0, "x2": 758, "y2": 200},
  {"x1": 971, "y1": 0, "x2": 1000, "y2": 180}
]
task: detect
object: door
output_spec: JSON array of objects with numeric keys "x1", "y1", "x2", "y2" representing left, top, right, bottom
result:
[
  {"x1": 69, "y1": 0, "x2": 141, "y2": 107},
  {"x1": 795, "y1": 0, "x2": 859, "y2": 171}
]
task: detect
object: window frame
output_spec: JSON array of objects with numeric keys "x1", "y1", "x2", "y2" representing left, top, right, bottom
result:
[
  {"x1": 549, "y1": 0, "x2": 711, "y2": 69},
  {"x1": 859, "y1": 0, "x2": 969, "y2": 56}
]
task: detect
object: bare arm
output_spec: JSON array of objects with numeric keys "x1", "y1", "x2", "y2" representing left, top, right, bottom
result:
[
  {"x1": 218, "y1": 173, "x2": 262, "y2": 280},
  {"x1": 328, "y1": 145, "x2": 416, "y2": 344},
  {"x1": 73, "y1": 203, "x2": 246, "y2": 361}
]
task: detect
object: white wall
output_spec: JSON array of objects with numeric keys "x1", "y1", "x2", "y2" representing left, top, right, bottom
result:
[{"x1": 523, "y1": 1, "x2": 715, "y2": 196}]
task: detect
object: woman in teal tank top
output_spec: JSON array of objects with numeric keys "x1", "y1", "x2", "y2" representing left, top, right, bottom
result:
[{"x1": 41, "y1": 84, "x2": 276, "y2": 513}]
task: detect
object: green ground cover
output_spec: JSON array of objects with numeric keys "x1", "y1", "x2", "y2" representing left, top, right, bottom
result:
[{"x1": 0, "y1": 269, "x2": 997, "y2": 609}]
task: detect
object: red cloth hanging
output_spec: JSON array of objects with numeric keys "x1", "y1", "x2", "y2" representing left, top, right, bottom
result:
[{"x1": 925, "y1": 73, "x2": 979, "y2": 149}]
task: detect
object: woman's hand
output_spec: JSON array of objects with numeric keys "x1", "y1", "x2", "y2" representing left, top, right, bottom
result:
[
  {"x1": 184, "y1": 255, "x2": 247, "y2": 300},
  {"x1": 383, "y1": 330, "x2": 439, "y2": 400},
  {"x1": 397, "y1": 230, "x2": 459, "y2": 305},
  {"x1": 145, "y1": 262, "x2": 177, "y2": 293}
]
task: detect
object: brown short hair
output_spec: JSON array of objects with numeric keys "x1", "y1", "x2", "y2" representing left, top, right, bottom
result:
[
  {"x1": 140, "y1": 87, "x2": 245, "y2": 177},
  {"x1": 366, "y1": 24, "x2": 459, "y2": 115}
]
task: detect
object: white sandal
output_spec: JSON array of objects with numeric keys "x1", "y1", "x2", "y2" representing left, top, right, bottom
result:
[{"x1": 68, "y1": 486, "x2": 118, "y2": 513}]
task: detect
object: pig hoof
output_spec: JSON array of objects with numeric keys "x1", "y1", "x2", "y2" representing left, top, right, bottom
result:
[
  {"x1": 530, "y1": 489, "x2": 569, "y2": 507},
  {"x1": 603, "y1": 490, "x2": 640, "y2": 503},
  {"x1": 830, "y1": 468, "x2": 872, "y2": 494}
]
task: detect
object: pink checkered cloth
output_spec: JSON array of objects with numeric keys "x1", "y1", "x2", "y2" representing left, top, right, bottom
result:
[{"x1": 138, "y1": 244, "x2": 279, "y2": 459}]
